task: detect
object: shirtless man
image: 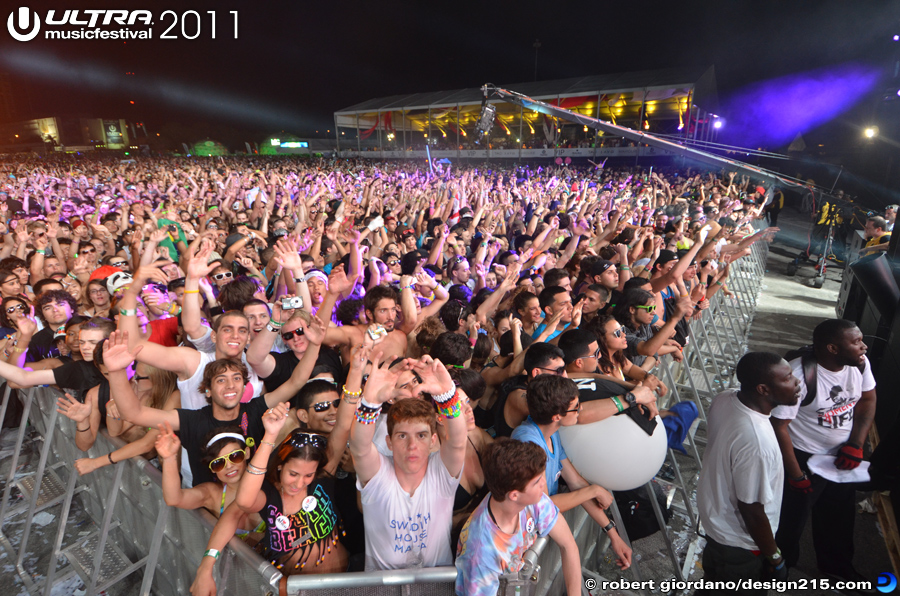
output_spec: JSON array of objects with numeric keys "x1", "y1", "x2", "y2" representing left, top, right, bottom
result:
[{"x1": 317, "y1": 265, "x2": 417, "y2": 364}]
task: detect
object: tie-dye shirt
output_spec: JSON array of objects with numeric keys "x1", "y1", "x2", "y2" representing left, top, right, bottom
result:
[{"x1": 455, "y1": 493, "x2": 558, "y2": 596}]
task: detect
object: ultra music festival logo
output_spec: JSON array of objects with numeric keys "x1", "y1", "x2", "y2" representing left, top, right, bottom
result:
[{"x1": 7, "y1": 6, "x2": 239, "y2": 41}]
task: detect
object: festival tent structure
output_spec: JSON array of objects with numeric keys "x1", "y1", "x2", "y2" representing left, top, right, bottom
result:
[{"x1": 334, "y1": 66, "x2": 718, "y2": 153}]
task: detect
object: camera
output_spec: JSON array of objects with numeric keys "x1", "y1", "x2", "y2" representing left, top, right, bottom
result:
[
  {"x1": 281, "y1": 296, "x2": 304, "y2": 310},
  {"x1": 367, "y1": 324, "x2": 388, "y2": 342},
  {"x1": 167, "y1": 225, "x2": 178, "y2": 233}
]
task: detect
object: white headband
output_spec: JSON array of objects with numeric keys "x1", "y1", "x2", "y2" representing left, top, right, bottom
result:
[
  {"x1": 304, "y1": 271, "x2": 328, "y2": 285},
  {"x1": 206, "y1": 432, "x2": 247, "y2": 449}
]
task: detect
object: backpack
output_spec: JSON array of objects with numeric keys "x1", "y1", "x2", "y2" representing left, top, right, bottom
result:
[{"x1": 784, "y1": 345, "x2": 865, "y2": 407}]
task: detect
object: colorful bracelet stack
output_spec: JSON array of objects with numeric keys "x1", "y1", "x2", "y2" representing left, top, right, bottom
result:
[
  {"x1": 355, "y1": 399, "x2": 381, "y2": 424},
  {"x1": 433, "y1": 386, "x2": 462, "y2": 419}
]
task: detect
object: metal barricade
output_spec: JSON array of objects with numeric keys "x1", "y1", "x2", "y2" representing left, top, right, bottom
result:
[{"x1": 0, "y1": 385, "x2": 281, "y2": 596}]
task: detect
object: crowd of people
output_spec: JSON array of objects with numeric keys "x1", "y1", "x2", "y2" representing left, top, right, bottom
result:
[{"x1": 0, "y1": 153, "x2": 878, "y2": 595}]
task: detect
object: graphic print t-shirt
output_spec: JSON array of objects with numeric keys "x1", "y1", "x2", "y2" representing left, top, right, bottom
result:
[{"x1": 771, "y1": 356, "x2": 876, "y2": 454}]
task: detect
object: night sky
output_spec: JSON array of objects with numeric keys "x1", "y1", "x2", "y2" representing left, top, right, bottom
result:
[{"x1": 1, "y1": 0, "x2": 898, "y2": 146}]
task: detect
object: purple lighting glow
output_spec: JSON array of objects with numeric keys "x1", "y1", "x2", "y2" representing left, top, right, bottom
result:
[
  {"x1": 713, "y1": 120, "x2": 723, "y2": 129},
  {"x1": 720, "y1": 63, "x2": 880, "y2": 147},
  {"x1": 894, "y1": 34, "x2": 899, "y2": 41}
]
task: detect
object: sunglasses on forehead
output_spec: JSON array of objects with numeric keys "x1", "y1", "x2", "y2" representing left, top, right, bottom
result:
[{"x1": 277, "y1": 431, "x2": 327, "y2": 461}]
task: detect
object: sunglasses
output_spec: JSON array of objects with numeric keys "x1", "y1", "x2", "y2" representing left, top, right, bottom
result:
[
  {"x1": 635, "y1": 304, "x2": 656, "y2": 313},
  {"x1": 207, "y1": 224, "x2": 219, "y2": 230},
  {"x1": 81, "y1": 248, "x2": 96, "y2": 255},
  {"x1": 387, "y1": 260, "x2": 400, "y2": 266},
  {"x1": 5, "y1": 304, "x2": 25, "y2": 314},
  {"x1": 311, "y1": 398, "x2": 341, "y2": 413},
  {"x1": 580, "y1": 346, "x2": 602, "y2": 360},
  {"x1": 208, "y1": 448, "x2": 247, "y2": 473},
  {"x1": 281, "y1": 328, "x2": 305, "y2": 341},
  {"x1": 277, "y1": 431, "x2": 327, "y2": 461},
  {"x1": 610, "y1": 326, "x2": 625, "y2": 339},
  {"x1": 212, "y1": 272, "x2": 233, "y2": 281},
  {"x1": 537, "y1": 365, "x2": 567, "y2": 376},
  {"x1": 109, "y1": 261, "x2": 127, "y2": 267}
]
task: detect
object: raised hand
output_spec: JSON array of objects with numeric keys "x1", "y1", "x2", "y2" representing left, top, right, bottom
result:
[
  {"x1": 102, "y1": 331, "x2": 143, "y2": 373},
  {"x1": 57, "y1": 393, "x2": 91, "y2": 423},
  {"x1": 273, "y1": 237, "x2": 302, "y2": 271},
  {"x1": 261, "y1": 401, "x2": 290, "y2": 437},
  {"x1": 300, "y1": 314, "x2": 327, "y2": 346},
  {"x1": 15, "y1": 315, "x2": 37, "y2": 337},
  {"x1": 362, "y1": 353, "x2": 412, "y2": 405},
  {"x1": 154, "y1": 421, "x2": 182, "y2": 460},
  {"x1": 327, "y1": 264, "x2": 353, "y2": 296},
  {"x1": 187, "y1": 243, "x2": 217, "y2": 280},
  {"x1": 411, "y1": 355, "x2": 454, "y2": 396}
]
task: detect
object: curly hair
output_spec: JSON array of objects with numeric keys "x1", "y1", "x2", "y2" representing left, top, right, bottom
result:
[{"x1": 35, "y1": 289, "x2": 78, "y2": 323}]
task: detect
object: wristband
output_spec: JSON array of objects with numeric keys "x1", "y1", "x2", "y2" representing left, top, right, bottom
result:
[
  {"x1": 261, "y1": 441, "x2": 276, "y2": 449},
  {"x1": 436, "y1": 389, "x2": 462, "y2": 419},
  {"x1": 617, "y1": 266, "x2": 630, "y2": 270},
  {"x1": 68, "y1": 272, "x2": 78, "y2": 280},
  {"x1": 601, "y1": 521, "x2": 617, "y2": 534},
  {"x1": 108, "y1": 452, "x2": 116, "y2": 465},
  {"x1": 35, "y1": 249, "x2": 46, "y2": 255},
  {"x1": 118, "y1": 308, "x2": 138, "y2": 317},
  {"x1": 402, "y1": 284, "x2": 415, "y2": 291},
  {"x1": 183, "y1": 289, "x2": 200, "y2": 294},
  {"x1": 355, "y1": 400, "x2": 381, "y2": 425},
  {"x1": 765, "y1": 548, "x2": 783, "y2": 562},
  {"x1": 611, "y1": 396, "x2": 624, "y2": 413},
  {"x1": 432, "y1": 386, "x2": 456, "y2": 404},
  {"x1": 246, "y1": 464, "x2": 266, "y2": 475},
  {"x1": 203, "y1": 549, "x2": 220, "y2": 560},
  {"x1": 77, "y1": 425, "x2": 90, "y2": 432}
]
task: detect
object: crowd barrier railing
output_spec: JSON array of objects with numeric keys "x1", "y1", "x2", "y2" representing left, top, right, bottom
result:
[
  {"x1": 0, "y1": 384, "x2": 282, "y2": 596},
  {"x1": 0, "y1": 222, "x2": 773, "y2": 596}
]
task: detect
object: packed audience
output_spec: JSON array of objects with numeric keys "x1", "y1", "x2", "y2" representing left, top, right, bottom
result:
[{"x1": 0, "y1": 153, "x2": 876, "y2": 595}]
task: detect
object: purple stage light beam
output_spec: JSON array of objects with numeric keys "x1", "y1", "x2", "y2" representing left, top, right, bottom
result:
[{"x1": 719, "y1": 63, "x2": 880, "y2": 147}]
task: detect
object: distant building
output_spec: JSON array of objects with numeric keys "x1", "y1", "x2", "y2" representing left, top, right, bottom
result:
[{"x1": 0, "y1": 116, "x2": 130, "y2": 151}]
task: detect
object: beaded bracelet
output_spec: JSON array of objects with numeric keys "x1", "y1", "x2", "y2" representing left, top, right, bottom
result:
[
  {"x1": 355, "y1": 400, "x2": 381, "y2": 424},
  {"x1": 342, "y1": 385, "x2": 362, "y2": 398},
  {"x1": 432, "y1": 386, "x2": 456, "y2": 404},
  {"x1": 436, "y1": 389, "x2": 462, "y2": 419}
]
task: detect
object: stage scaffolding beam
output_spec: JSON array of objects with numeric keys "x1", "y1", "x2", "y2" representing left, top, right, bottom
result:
[{"x1": 480, "y1": 84, "x2": 805, "y2": 190}]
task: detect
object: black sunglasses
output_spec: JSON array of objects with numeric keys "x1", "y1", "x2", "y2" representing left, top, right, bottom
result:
[
  {"x1": 311, "y1": 398, "x2": 341, "y2": 413},
  {"x1": 282, "y1": 328, "x2": 304, "y2": 341},
  {"x1": 277, "y1": 431, "x2": 327, "y2": 460},
  {"x1": 5, "y1": 304, "x2": 25, "y2": 314},
  {"x1": 537, "y1": 365, "x2": 567, "y2": 376}
]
